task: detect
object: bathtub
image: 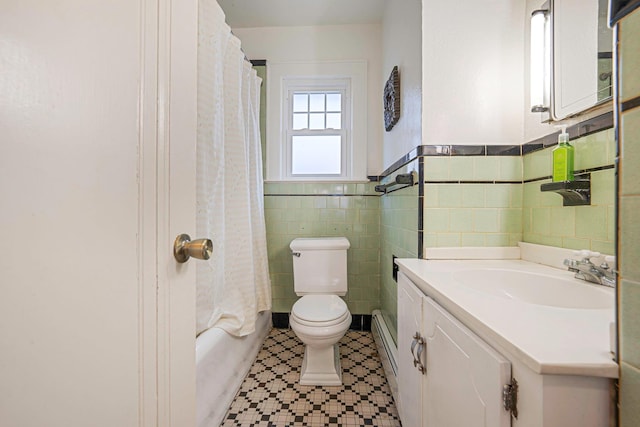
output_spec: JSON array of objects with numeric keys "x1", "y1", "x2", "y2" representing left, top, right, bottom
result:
[{"x1": 196, "y1": 311, "x2": 272, "y2": 427}]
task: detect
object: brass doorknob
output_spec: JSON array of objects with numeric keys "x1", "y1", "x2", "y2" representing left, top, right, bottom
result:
[{"x1": 173, "y1": 234, "x2": 213, "y2": 263}]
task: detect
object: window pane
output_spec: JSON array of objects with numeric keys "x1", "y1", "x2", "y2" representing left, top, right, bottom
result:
[
  {"x1": 309, "y1": 94, "x2": 325, "y2": 112},
  {"x1": 292, "y1": 113, "x2": 308, "y2": 130},
  {"x1": 326, "y1": 93, "x2": 341, "y2": 111},
  {"x1": 309, "y1": 113, "x2": 325, "y2": 129},
  {"x1": 326, "y1": 113, "x2": 341, "y2": 129},
  {"x1": 291, "y1": 135, "x2": 342, "y2": 175},
  {"x1": 293, "y1": 94, "x2": 308, "y2": 112}
]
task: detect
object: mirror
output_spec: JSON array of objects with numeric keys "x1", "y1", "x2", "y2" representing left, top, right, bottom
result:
[{"x1": 552, "y1": 0, "x2": 612, "y2": 120}]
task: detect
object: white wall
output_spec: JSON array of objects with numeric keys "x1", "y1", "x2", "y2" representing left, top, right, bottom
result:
[
  {"x1": 234, "y1": 0, "x2": 531, "y2": 171},
  {"x1": 381, "y1": 0, "x2": 423, "y2": 171},
  {"x1": 422, "y1": 0, "x2": 525, "y2": 146},
  {"x1": 233, "y1": 24, "x2": 384, "y2": 176}
]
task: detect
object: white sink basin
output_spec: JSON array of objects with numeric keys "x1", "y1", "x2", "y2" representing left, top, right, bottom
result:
[{"x1": 452, "y1": 268, "x2": 614, "y2": 309}]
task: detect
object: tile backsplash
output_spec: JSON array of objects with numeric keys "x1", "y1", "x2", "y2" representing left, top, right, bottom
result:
[
  {"x1": 522, "y1": 171, "x2": 615, "y2": 254},
  {"x1": 521, "y1": 128, "x2": 616, "y2": 255},
  {"x1": 423, "y1": 182, "x2": 523, "y2": 248},
  {"x1": 420, "y1": 127, "x2": 616, "y2": 255}
]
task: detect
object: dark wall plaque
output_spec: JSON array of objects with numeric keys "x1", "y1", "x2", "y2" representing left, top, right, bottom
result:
[{"x1": 384, "y1": 66, "x2": 400, "y2": 131}]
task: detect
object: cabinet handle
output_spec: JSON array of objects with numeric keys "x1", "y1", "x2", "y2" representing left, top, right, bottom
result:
[
  {"x1": 410, "y1": 332, "x2": 426, "y2": 375},
  {"x1": 410, "y1": 332, "x2": 420, "y2": 367},
  {"x1": 416, "y1": 339, "x2": 426, "y2": 374}
]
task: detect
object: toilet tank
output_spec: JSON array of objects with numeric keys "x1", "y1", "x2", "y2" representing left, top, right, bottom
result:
[{"x1": 290, "y1": 237, "x2": 350, "y2": 295}]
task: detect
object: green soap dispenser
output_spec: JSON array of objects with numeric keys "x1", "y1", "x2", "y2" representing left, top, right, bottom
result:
[{"x1": 552, "y1": 125, "x2": 574, "y2": 182}]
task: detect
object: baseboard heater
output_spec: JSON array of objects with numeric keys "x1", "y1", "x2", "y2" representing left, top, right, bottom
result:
[{"x1": 371, "y1": 310, "x2": 398, "y2": 402}]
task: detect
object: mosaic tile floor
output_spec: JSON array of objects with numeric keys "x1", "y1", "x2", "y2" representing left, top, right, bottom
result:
[{"x1": 221, "y1": 328, "x2": 402, "y2": 427}]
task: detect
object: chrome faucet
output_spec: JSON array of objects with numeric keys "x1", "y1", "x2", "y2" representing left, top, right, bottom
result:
[{"x1": 564, "y1": 250, "x2": 616, "y2": 288}]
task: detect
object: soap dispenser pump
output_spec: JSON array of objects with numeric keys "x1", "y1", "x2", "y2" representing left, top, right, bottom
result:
[{"x1": 552, "y1": 125, "x2": 574, "y2": 182}]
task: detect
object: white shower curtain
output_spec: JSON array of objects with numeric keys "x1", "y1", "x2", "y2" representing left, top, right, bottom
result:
[{"x1": 195, "y1": 0, "x2": 271, "y2": 337}]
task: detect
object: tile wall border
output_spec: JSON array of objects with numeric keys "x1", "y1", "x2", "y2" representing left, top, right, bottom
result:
[
  {"x1": 621, "y1": 96, "x2": 640, "y2": 112},
  {"x1": 379, "y1": 112, "x2": 614, "y2": 182}
]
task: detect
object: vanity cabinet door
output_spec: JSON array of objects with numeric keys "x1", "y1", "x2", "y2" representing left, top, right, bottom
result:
[
  {"x1": 397, "y1": 272, "x2": 426, "y2": 426},
  {"x1": 422, "y1": 297, "x2": 512, "y2": 427}
]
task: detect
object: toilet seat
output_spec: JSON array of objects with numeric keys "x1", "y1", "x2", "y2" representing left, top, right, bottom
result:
[{"x1": 291, "y1": 295, "x2": 349, "y2": 327}]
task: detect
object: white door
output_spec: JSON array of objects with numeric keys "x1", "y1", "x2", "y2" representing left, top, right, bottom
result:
[
  {"x1": 0, "y1": 1, "x2": 198, "y2": 426},
  {"x1": 422, "y1": 297, "x2": 512, "y2": 427},
  {"x1": 397, "y1": 272, "x2": 425, "y2": 427}
]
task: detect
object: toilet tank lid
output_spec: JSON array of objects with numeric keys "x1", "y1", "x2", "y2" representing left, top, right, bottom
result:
[{"x1": 290, "y1": 237, "x2": 350, "y2": 251}]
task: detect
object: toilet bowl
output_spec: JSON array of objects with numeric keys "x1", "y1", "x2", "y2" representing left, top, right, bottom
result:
[
  {"x1": 290, "y1": 294, "x2": 352, "y2": 385},
  {"x1": 289, "y1": 237, "x2": 351, "y2": 386}
]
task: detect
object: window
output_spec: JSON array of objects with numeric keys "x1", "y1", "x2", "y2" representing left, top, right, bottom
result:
[
  {"x1": 284, "y1": 81, "x2": 350, "y2": 178},
  {"x1": 265, "y1": 61, "x2": 367, "y2": 181}
]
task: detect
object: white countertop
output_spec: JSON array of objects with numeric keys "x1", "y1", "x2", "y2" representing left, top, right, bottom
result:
[{"x1": 396, "y1": 258, "x2": 618, "y2": 379}]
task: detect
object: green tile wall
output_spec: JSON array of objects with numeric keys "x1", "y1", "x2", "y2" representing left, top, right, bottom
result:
[
  {"x1": 522, "y1": 129, "x2": 616, "y2": 255},
  {"x1": 422, "y1": 156, "x2": 523, "y2": 249},
  {"x1": 424, "y1": 182, "x2": 523, "y2": 247},
  {"x1": 423, "y1": 155, "x2": 523, "y2": 182},
  {"x1": 617, "y1": 7, "x2": 640, "y2": 426},
  {"x1": 380, "y1": 176, "x2": 419, "y2": 345},
  {"x1": 620, "y1": 8, "x2": 640, "y2": 103},
  {"x1": 264, "y1": 182, "x2": 381, "y2": 314}
]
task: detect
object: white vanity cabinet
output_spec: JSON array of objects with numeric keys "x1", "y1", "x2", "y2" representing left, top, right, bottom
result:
[
  {"x1": 396, "y1": 260, "x2": 615, "y2": 427},
  {"x1": 398, "y1": 271, "x2": 513, "y2": 427}
]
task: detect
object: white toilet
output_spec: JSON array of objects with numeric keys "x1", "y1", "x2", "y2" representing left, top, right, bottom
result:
[{"x1": 289, "y1": 237, "x2": 352, "y2": 386}]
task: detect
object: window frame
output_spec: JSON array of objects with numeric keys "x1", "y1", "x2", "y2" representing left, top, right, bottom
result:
[
  {"x1": 265, "y1": 61, "x2": 368, "y2": 182},
  {"x1": 283, "y1": 79, "x2": 351, "y2": 179}
]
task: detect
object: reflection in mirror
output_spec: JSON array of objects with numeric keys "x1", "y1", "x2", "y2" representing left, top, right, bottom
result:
[
  {"x1": 552, "y1": 0, "x2": 613, "y2": 120},
  {"x1": 597, "y1": 0, "x2": 613, "y2": 102}
]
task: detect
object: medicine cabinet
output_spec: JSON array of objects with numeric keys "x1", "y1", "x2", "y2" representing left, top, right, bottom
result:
[{"x1": 551, "y1": 0, "x2": 613, "y2": 120}]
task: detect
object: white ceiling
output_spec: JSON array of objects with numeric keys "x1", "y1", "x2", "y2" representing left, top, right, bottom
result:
[{"x1": 217, "y1": 0, "x2": 387, "y2": 28}]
